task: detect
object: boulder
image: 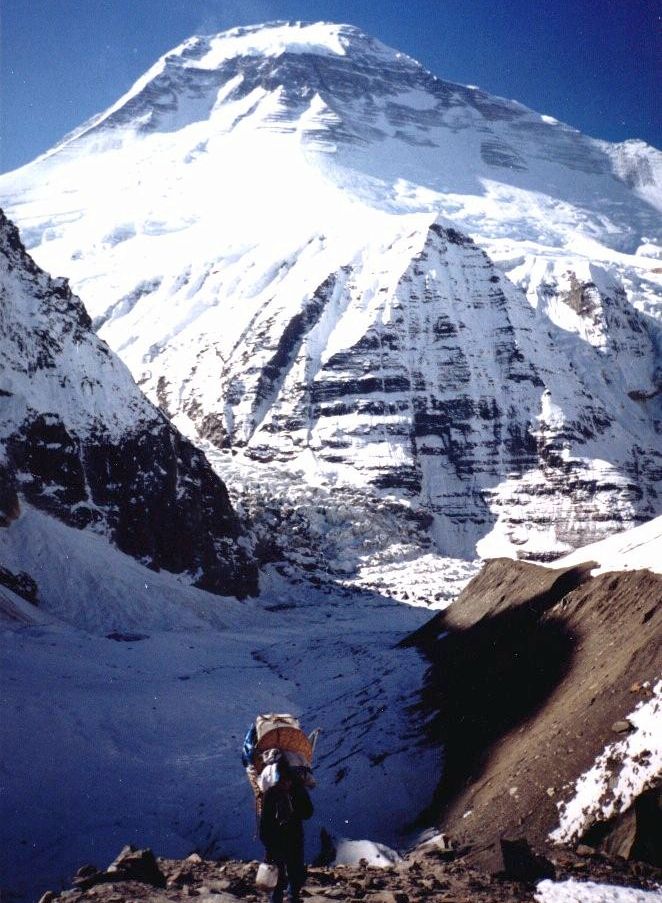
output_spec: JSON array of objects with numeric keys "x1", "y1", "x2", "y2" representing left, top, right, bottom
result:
[
  {"x1": 611, "y1": 720, "x2": 633, "y2": 734},
  {"x1": 500, "y1": 837, "x2": 555, "y2": 882},
  {"x1": 106, "y1": 845, "x2": 166, "y2": 887},
  {"x1": 585, "y1": 786, "x2": 662, "y2": 867},
  {"x1": 482, "y1": 836, "x2": 555, "y2": 882}
]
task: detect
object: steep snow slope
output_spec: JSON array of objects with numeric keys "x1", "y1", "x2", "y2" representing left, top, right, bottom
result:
[
  {"x1": 0, "y1": 210, "x2": 256, "y2": 596},
  {"x1": 1, "y1": 21, "x2": 660, "y2": 561},
  {"x1": 550, "y1": 513, "x2": 662, "y2": 575}
]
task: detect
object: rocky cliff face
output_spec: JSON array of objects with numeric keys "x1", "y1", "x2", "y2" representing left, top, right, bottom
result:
[
  {"x1": 0, "y1": 210, "x2": 257, "y2": 597},
  {"x1": 1, "y1": 21, "x2": 660, "y2": 563},
  {"x1": 200, "y1": 219, "x2": 660, "y2": 560}
]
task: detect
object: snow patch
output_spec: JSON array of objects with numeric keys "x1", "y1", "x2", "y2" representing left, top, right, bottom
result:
[
  {"x1": 550, "y1": 681, "x2": 662, "y2": 844},
  {"x1": 332, "y1": 837, "x2": 402, "y2": 868},
  {"x1": 535, "y1": 879, "x2": 662, "y2": 902}
]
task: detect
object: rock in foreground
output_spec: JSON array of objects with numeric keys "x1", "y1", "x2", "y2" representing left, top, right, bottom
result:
[{"x1": 39, "y1": 843, "x2": 662, "y2": 903}]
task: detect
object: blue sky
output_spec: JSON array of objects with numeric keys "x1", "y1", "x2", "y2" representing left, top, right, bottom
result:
[{"x1": 1, "y1": 0, "x2": 660, "y2": 173}]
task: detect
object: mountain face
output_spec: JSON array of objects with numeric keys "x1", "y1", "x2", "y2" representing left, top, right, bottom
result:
[
  {"x1": 1, "y1": 21, "x2": 660, "y2": 563},
  {"x1": 0, "y1": 210, "x2": 257, "y2": 597}
]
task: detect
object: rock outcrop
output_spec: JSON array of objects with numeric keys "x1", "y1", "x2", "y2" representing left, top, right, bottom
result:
[
  {"x1": 0, "y1": 210, "x2": 257, "y2": 597},
  {"x1": 34, "y1": 844, "x2": 662, "y2": 903}
]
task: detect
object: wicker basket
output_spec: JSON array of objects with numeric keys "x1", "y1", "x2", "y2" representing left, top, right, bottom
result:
[{"x1": 254, "y1": 727, "x2": 313, "y2": 772}]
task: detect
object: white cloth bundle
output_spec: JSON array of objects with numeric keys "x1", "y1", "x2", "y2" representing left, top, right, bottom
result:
[{"x1": 257, "y1": 762, "x2": 280, "y2": 792}]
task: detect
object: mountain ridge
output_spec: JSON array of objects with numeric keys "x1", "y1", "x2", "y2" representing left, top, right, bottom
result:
[
  {"x1": 0, "y1": 209, "x2": 258, "y2": 598},
  {"x1": 1, "y1": 20, "x2": 660, "y2": 567}
]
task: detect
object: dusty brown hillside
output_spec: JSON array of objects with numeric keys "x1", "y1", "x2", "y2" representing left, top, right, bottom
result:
[{"x1": 404, "y1": 559, "x2": 661, "y2": 871}]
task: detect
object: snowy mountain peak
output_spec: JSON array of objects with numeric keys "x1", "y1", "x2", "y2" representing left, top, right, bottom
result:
[
  {"x1": 46, "y1": 20, "x2": 413, "y2": 155},
  {"x1": 13, "y1": 20, "x2": 661, "y2": 224},
  {"x1": 1, "y1": 23, "x2": 660, "y2": 564},
  {"x1": 181, "y1": 21, "x2": 402, "y2": 64}
]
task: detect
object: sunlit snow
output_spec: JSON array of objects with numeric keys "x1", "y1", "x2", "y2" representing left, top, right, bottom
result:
[{"x1": 535, "y1": 879, "x2": 662, "y2": 902}]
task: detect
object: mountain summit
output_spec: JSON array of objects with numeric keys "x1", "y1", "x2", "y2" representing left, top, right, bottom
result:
[{"x1": 1, "y1": 21, "x2": 660, "y2": 565}]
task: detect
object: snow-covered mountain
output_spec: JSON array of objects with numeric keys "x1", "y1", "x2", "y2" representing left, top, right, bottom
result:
[
  {"x1": 1, "y1": 21, "x2": 660, "y2": 562},
  {"x1": 0, "y1": 209, "x2": 257, "y2": 600}
]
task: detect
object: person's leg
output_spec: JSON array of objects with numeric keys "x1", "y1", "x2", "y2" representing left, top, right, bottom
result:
[
  {"x1": 269, "y1": 860, "x2": 287, "y2": 903},
  {"x1": 285, "y1": 839, "x2": 307, "y2": 902}
]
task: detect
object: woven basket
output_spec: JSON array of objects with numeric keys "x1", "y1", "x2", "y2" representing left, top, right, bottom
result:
[{"x1": 254, "y1": 727, "x2": 313, "y2": 772}]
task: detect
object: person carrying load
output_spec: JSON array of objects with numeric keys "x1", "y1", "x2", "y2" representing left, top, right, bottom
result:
[{"x1": 241, "y1": 713, "x2": 318, "y2": 903}]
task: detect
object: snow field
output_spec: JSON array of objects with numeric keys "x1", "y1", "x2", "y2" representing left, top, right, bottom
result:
[{"x1": 0, "y1": 505, "x2": 441, "y2": 902}]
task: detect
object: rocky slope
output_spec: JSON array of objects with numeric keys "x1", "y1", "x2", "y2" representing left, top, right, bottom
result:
[
  {"x1": 405, "y1": 553, "x2": 661, "y2": 872},
  {"x1": 1, "y1": 22, "x2": 660, "y2": 564},
  {"x1": 33, "y1": 843, "x2": 662, "y2": 903},
  {"x1": 0, "y1": 210, "x2": 257, "y2": 598}
]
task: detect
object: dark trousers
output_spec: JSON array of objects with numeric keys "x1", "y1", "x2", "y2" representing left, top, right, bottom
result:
[
  {"x1": 260, "y1": 786, "x2": 312, "y2": 903},
  {"x1": 268, "y1": 840, "x2": 306, "y2": 902}
]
